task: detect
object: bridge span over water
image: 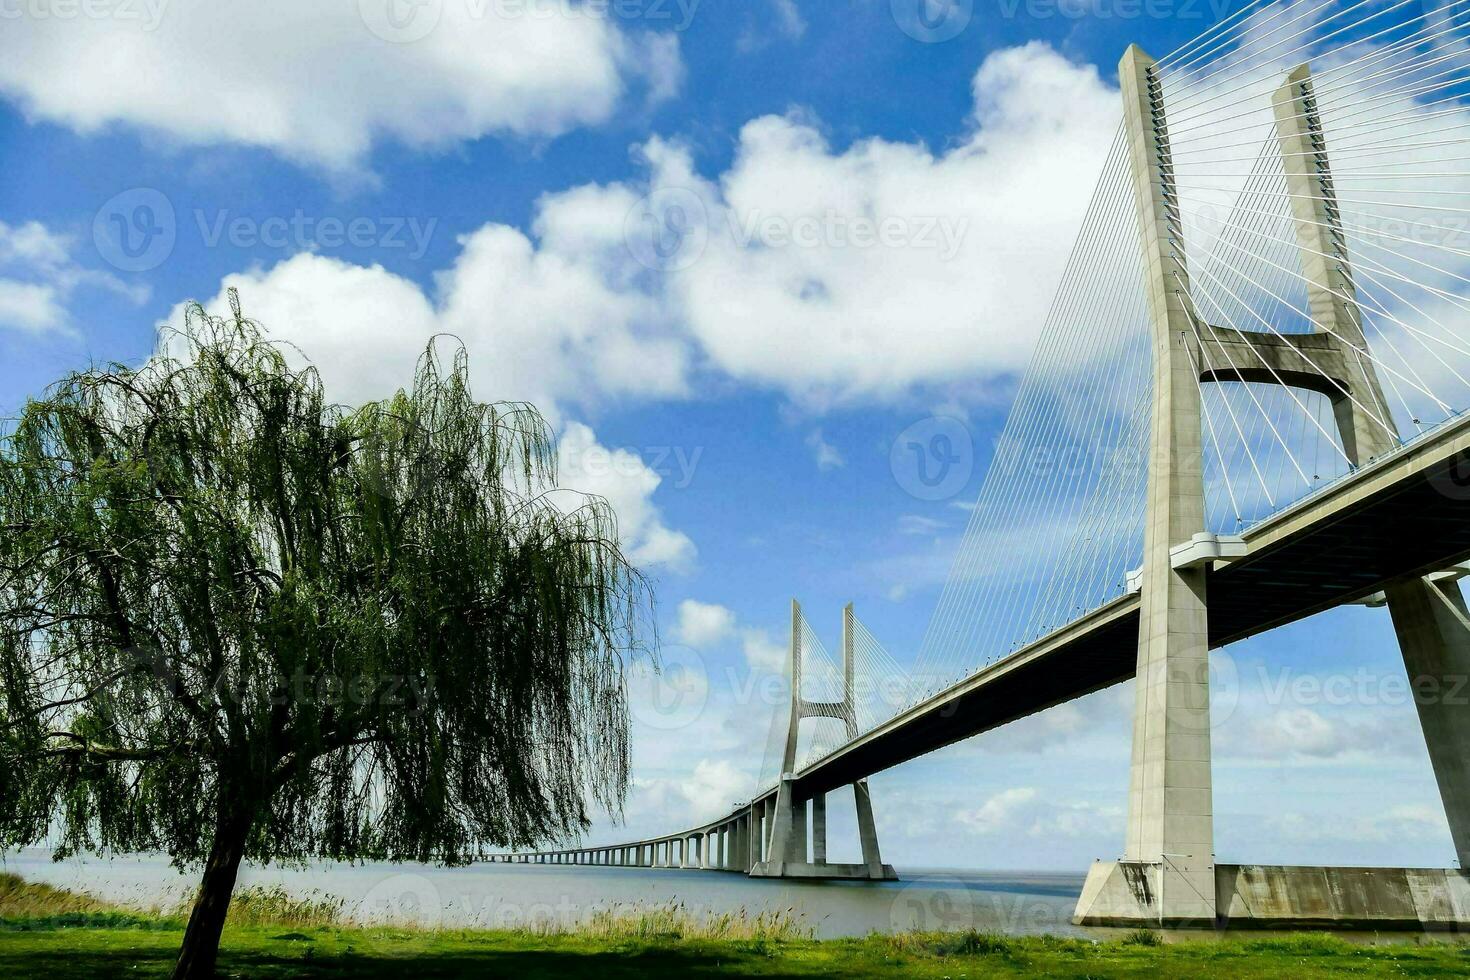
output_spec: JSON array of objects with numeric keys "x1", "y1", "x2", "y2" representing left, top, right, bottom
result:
[{"x1": 501, "y1": 5, "x2": 1470, "y2": 929}]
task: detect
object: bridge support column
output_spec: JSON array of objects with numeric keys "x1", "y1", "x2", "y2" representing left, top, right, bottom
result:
[
  {"x1": 1082, "y1": 50, "x2": 1470, "y2": 930},
  {"x1": 1389, "y1": 578, "x2": 1470, "y2": 869},
  {"x1": 751, "y1": 601, "x2": 897, "y2": 881},
  {"x1": 854, "y1": 779, "x2": 887, "y2": 877},
  {"x1": 812, "y1": 794, "x2": 827, "y2": 863},
  {"x1": 1077, "y1": 44, "x2": 1216, "y2": 928},
  {"x1": 1273, "y1": 64, "x2": 1470, "y2": 874},
  {"x1": 744, "y1": 813, "x2": 754, "y2": 871}
]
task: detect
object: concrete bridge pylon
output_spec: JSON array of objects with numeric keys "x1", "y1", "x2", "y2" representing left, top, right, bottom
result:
[
  {"x1": 750, "y1": 601, "x2": 897, "y2": 880},
  {"x1": 1076, "y1": 45, "x2": 1470, "y2": 928}
]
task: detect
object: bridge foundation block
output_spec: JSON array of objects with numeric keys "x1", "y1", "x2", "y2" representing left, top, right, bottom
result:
[
  {"x1": 1076, "y1": 862, "x2": 1470, "y2": 930},
  {"x1": 749, "y1": 774, "x2": 897, "y2": 881}
]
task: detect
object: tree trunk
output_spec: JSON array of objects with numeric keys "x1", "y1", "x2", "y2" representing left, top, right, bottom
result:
[{"x1": 172, "y1": 804, "x2": 254, "y2": 980}]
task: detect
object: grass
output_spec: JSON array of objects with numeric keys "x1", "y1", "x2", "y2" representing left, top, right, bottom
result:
[{"x1": 1, "y1": 872, "x2": 1468, "y2": 977}]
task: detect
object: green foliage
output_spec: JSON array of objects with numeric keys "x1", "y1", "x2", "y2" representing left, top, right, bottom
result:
[
  {"x1": 4, "y1": 922, "x2": 1467, "y2": 978},
  {"x1": 2, "y1": 878, "x2": 1469, "y2": 978},
  {"x1": 0, "y1": 872, "x2": 171, "y2": 931},
  {"x1": 0, "y1": 293, "x2": 654, "y2": 972},
  {"x1": 1239, "y1": 933, "x2": 1353, "y2": 955},
  {"x1": 949, "y1": 929, "x2": 1015, "y2": 955},
  {"x1": 578, "y1": 902, "x2": 810, "y2": 942},
  {"x1": 216, "y1": 886, "x2": 344, "y2": 929},
  {"x1": 1121, "y1": 927, "x2": 1164, "y2": 946}
]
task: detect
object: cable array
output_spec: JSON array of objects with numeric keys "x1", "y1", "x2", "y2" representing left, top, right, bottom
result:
[{"x1": 789, "y1": 0, "x2": 1470, "y2": 772}]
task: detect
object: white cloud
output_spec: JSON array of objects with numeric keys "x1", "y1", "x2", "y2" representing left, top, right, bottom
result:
[
  {"x1": 0, "y1": 281, "x2": 65, "y2": 334},
  {"x1": 736, "y1": 0, "x2": 806, "y2": 53},
  {"x1": 163, "y1": 42, "x2": 1124, "y2": 578},
  {"x1": 653, "y1": 42, "x2": 1118, "y2": 408},
  {"x1": 805, "y1": 428, "x2": 844, "y2": 470},
  {"x1": 741, "y1": 628, "x2": 788, "y2": 674},
  {"x1": 955, "y1": 787, "x2": 1037, "y2": 835},
  {"x1": 630, "y1": 758, "x2": 752, "y2": 825},
  {"x1": 173, "y1": 41, "x2": 1117, "y2": 415},
  {"x1": 954, "y1": 785, "x2": 1124, "y2": 841},
  {"x1": 180, "y1": 256, "x2": 693, "y2": 574},
  {"x1": 674, "y1": 599, "x2": 736, "y2": 648},
  {"x1": 0, "y1": 220, "x2": 144, "y2": 333},
  {"x1": 1221, "y1": 703, "x2": 1415, "y2": 762},
  {"x1": 555, "y1": 422, "x2": 697, "y2": 572},
  {"x1": 772, "y1": 0, "x2": 807, "y2": 39},
  {"x1": 897, "y1": 514, "x2": 946, "y2": 536},
  {"x1": 1267, "y1": 805, "x2": 1449, "y2": 846},
  {"x1": 606, "y1": 667, "x2": 787, "y2": 838},
  {"x1": 668, "y1": 600, "x2": 788, "y2": 687},
  {"x1": 0, "y1": 0, "x2": 681, "y2": 175},
  {"x1": 179, "y1": 232, "x2": 689, "y2": 417},
  {"x1": 0, "y1": 220, "x2": 71, "y2": 269}
]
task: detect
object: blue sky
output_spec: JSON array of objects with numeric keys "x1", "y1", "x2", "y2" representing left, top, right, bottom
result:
[{"x1": 0, "y1": 0, "x2": 1460, "y2": 871}]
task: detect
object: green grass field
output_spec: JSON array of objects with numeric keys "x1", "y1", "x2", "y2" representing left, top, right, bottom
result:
[{"x1": 2, "y1": 873, "x2": 1468, "y2": 978}]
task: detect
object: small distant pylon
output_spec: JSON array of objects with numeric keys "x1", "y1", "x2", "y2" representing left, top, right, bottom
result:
[{"x1": 749, "y1": 601, "x2": 895, "y2": 880}]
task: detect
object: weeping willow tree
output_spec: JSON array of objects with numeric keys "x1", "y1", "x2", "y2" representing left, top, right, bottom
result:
[{"x1": 0, "y1": 291, "x2": 652, "y2": 979}]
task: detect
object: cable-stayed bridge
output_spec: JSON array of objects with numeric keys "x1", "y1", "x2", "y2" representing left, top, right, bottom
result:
[{"x1": 499, "y1": 0, "x2": 1470, "y2": 928}]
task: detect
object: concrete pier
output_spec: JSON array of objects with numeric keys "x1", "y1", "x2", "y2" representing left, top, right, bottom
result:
[
  {"x1": 1077, "y1": 863, "x2": 1470, "y2": 930},
  {"x1": 1077, "y1": 49, "x2": 1470, "y2": 929}
]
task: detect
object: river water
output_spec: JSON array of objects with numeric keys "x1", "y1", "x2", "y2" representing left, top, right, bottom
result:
[{"x1": 4, "y1": 849, "x2": 1093, "y2": 939}]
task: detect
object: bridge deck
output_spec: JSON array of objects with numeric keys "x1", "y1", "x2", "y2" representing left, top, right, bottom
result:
[
  {"x1": 506, "y1": 414, "x2": 1470, "y2": 861},
  {"x1": 793, "y1": 413, "x2": 1470, "y2": 800}
]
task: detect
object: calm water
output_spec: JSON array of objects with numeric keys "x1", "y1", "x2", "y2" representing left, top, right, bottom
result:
[{"x1": 3, "y1": 849, "x2": 1092, "y2": 939}]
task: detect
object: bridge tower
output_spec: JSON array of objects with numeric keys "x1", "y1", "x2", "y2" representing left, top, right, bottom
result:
[
  {"x1": 1076, "y1": 47, "x2": 1470, "y2": 926},
  {"x1": 749, "y1": 601, "x2": 897, "y2": 880}
]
